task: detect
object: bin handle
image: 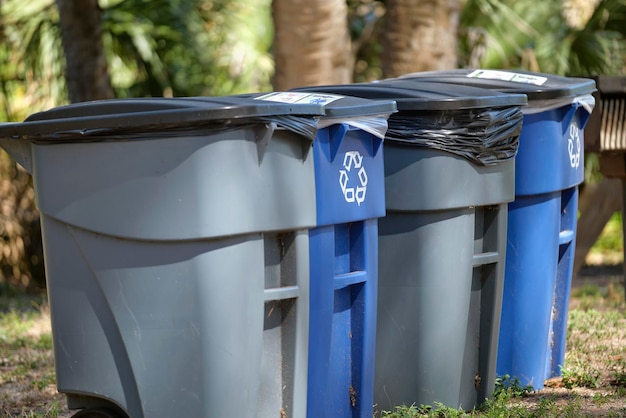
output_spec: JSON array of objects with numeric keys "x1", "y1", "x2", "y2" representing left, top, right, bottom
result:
[
  {"x1": 575, "y1": 100, "x2": 592, "y2": 130},
  {"x1": 325, "y1": 122, "x2": 384, "y2": 163},
  {"x1": 255, "y1": 122, "x2": 276, "y2": 164},
  {"x1": 562, "y1": 100, "x2": 593, "y2": 134}
]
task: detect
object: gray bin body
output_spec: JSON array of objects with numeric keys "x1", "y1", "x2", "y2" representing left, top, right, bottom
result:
[
  {"x1": 377, "y1": 145, "x2": 511, "y2": 410},
  {"x1": 0, "y1": 98, "x2": 323, "y2": 418}
]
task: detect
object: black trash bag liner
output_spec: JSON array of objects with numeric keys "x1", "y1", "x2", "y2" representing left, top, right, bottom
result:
[
  {"x1": 385, "y1": 106, "x2": 523, "y2": 165},
  {"x1": 12, "y1": 115, "x2": 320, "y2": 144}
]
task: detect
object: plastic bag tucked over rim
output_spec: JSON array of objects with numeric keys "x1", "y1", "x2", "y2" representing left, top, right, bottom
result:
[{"x1": 385, "y1": 105, "x2": 523, "y2": 166}]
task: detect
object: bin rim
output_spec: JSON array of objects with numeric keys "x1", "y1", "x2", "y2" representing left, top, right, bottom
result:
[
  {"x1": 398, "y1": 69, "x2": 597, "y2": 102},
  {"x1": 0, "y1": 96, "x2": 325, "y2": 140},
  {"x1": 291, "y1": 81, "x2": 527, "y2": 110}
]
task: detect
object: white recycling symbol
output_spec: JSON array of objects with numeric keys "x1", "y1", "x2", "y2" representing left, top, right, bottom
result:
[
  {"x1": 339, "y1": 151, "x2": 367, "y2": 205},
  {"x1": 567, "y1": 122, "x2": 581, "y2": 169}
]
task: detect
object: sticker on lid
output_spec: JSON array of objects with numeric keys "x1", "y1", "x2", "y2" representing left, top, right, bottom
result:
[
  {"x1": 467, "y1": 69, "x2": 548, "y2": 86},
  {"x1": 255, "y1": 92, "x2": 344, "y2": 105}
]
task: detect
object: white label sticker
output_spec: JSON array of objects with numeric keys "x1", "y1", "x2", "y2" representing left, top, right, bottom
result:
[
  {"x1": 467, "y1": 69, "x2": 548, "y2": 86},
  {"x1": 339, "y1": 151, "x2": 367, "y2": 205},
  {"x1": 255, "y1": 92, "x2": 344, "y2": 105}
]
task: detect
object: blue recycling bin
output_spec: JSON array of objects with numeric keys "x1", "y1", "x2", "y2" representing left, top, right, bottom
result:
[
  {"x1": 308, "y1": 95, "x2": 393, "y2": 418},
  {"x1": 254, "y1": 92, "x2": 396, "y2": 418},
  {"x1": 308, "y1": 109, "x2": 386, "y2": 418},
  {"x1": 399, "y1": 69, "x2": 596, "y2": 389},
  {"x1": 294, "y1": 82, "x2": 526, "y2": 411}
]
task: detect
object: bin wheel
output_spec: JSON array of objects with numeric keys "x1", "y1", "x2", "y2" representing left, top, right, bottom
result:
[{"x1": 71, "y1": 408, "x2": 124, "y2": 418}]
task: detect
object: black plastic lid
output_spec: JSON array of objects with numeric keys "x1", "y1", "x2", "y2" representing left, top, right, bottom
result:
[
  {"x1": 398, "y1": 69, "x2": 596, "y2": 101},
  {"x1": 238, "y1": 92, "x2": 397, "y2": 118},
  {"x1": 291, "y1": 80, "x2": 527, "y2": 110},
  {"x1": 0, "y1": 96, "x2": 325, "y2": 139}
]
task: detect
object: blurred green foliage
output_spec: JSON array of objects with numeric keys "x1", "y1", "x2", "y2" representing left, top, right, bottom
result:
[
  {"x1": 0, "y1": 0, "x2": 275, "y2": 122},
  {"x1": 101, "y1": 0, "x2": 274, "y2": 98},
  {"x1": 0, "y1": 0, "x2": 63, "y2": 122},
  {"x1": 2, "y1": 0, "x2": 625, "y2": 123},
  {"x1": 459, "y1": 0, "x2": 626, "y2": 77}
]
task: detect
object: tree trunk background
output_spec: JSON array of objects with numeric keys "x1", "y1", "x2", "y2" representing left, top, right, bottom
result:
[
  {"x1": 382, "y1": 0, "x2": 460, "y2": 78},
  {"x1": 55, "y1": 0, "x2": 114, "y2": 102},
  {"x1": 272, "y1": 0, "x2": 352, "y2": 90}
]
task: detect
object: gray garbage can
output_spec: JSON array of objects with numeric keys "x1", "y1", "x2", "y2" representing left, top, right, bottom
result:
[
  {"x1": 294, "y1": 81, "x2": 526, "y2": 411},
  {"x1": 0, "y1": 97, "x2": 324, "y2": 418}
]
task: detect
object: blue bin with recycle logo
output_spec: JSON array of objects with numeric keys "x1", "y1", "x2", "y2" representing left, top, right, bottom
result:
[
  {"x1": 293, "y1": 81, "x2": 526, "y2": 411},
  {"x1": 253, "y1": 92, "x2": 396, "y2": 418},
  {"x1": 399, "y1": 69, "x2": 596, "y2": 389}
]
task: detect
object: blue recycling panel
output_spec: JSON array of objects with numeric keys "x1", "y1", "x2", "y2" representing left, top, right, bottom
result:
[{"x1": 307, "y1": 123, "x2": 384, "y2": 418}]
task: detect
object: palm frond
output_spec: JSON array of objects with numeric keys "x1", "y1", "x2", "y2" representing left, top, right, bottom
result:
[{"x1": 459, "y1": 0, "x2": 626, "y2": 76}]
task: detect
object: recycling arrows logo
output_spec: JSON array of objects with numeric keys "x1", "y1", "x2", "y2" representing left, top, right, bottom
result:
[
  {"x1": 339, "y1": 151, "x2": 367, "y2": 205},
  {"x1": 567, "y1": 122, "x2": 581, "y2": 169}
]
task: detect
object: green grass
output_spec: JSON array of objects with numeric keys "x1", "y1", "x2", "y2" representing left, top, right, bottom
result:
[
  {"x1": 570, "y1": 281, "x2": 625, "y2": 311},
  {"x1": 593, "y1": 212, "x2": 623, "y2": 253},
  {"x1": 587, "y1": 211, "x2": 624, "y2": 264},
  {"x1": 0, "y1": 297, "x2": 65, "y2": 418}
]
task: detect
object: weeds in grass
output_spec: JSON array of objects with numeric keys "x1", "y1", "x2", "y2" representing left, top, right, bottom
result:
[
  {"x1": 378, "y1": 403, "x2": 469, "y2": 418},
  {"x1": 608, "y1": 355, "x2": 626, "y2": 387},
  {"x1": 2, "y1": 398, "x2": 63, "y2": 417},
  {"x1": 378, "y1": 376, "x2": 535, "y2": 417},
  {"x1": 493, "y1": 374, "x2": 534, "y2": 398},
  {"x1": 0, "y1": 300, "x2": 63, "y2": 418},
  {"x1": 561, "y1": 366, "x2": 602, "y2": 389},
  {"x1": 565, "y1": 301, "x2": 626, "y2": 393}
]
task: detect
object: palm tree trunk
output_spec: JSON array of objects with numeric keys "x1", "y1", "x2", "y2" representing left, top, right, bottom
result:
[
  {"x1": 55, "y1": 0, "x2": 114, "y2": 102},
  {"x1": 272, "y1": 0, "x2": 352, "y2": 90},
  {"x1": 383, "y1": 0, "x2": 460, "y2": 78}
]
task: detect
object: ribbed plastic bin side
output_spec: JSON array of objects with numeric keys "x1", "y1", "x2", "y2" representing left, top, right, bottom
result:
[
  {"x1": 0, "y1": 97, "x2": 324, "y2": 418},
  {"x1": 294, "y1": 82, "x2": 525, "y2": 411}
]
